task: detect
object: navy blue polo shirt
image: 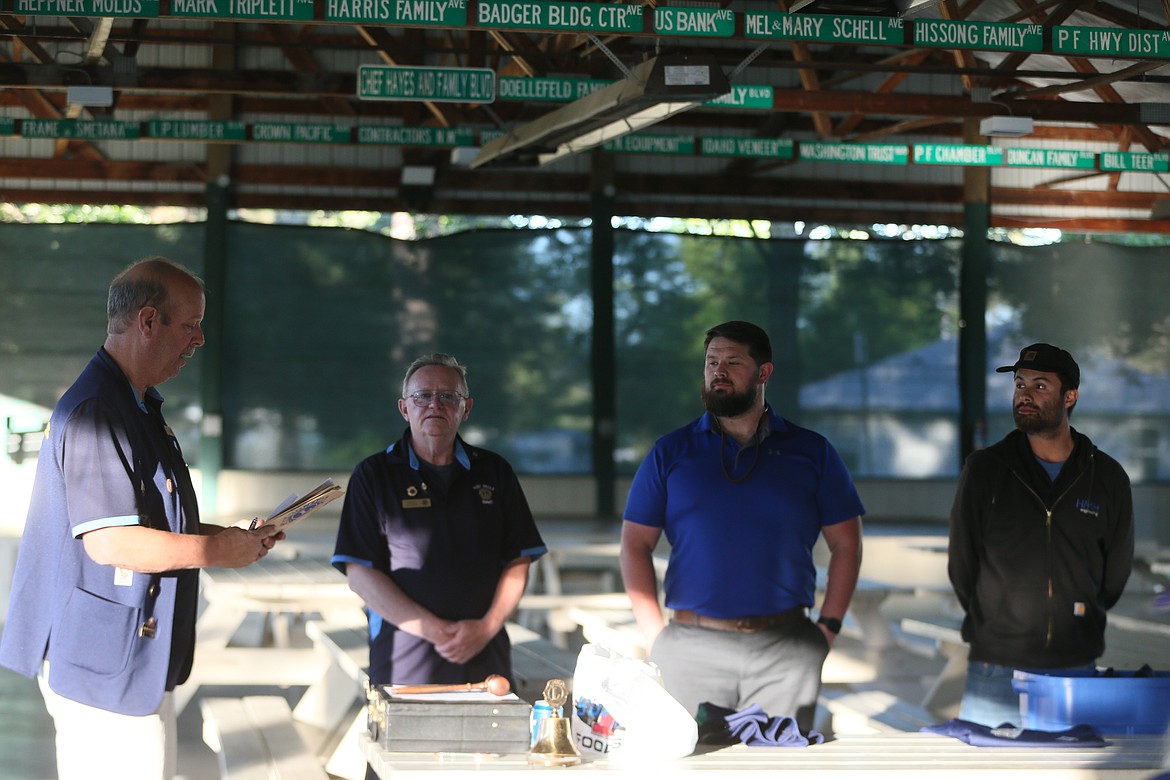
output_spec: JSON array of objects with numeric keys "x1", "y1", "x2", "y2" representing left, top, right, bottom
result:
[
  {"x1": 624, "y1": 407, "x2": 864, "y2": 618},
  {"x1": 332, "y1": 430, "x2": 546, "y2": 685},
  {"x1": 0, "y1": 349, "x2": 201, "y2": 715}
]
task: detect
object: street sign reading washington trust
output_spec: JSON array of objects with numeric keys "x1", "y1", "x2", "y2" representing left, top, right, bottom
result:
[{"x1": 358, "y1": 65, "x2": 496, "y2": 103}]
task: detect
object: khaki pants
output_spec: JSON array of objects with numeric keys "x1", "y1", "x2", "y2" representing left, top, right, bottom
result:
[{"x1": 651, "y1": 617, "x2": 830, "y2": 733}]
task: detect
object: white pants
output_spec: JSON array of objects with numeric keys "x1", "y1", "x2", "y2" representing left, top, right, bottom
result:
[{"x1": 38, "y1": 662, "x2": 176, "y2": 780}]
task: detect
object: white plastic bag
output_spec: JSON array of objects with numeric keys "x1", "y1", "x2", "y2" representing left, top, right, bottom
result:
[{"x1": 570, "y1": 643, "x2": 698, "y2": 762}]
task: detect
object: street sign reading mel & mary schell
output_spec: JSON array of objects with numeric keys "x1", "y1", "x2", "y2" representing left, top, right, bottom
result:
[{"x1": 358, "y1": 65, "x2": 496, "y2": 103}]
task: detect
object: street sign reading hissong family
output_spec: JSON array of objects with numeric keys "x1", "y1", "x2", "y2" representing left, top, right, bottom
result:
[
  {"x1": 915, "y1": 20, "x2": 1042, "y2": 51},
  {"x1": 358, "y1": 65, "x2": 496, "y2": 103}
]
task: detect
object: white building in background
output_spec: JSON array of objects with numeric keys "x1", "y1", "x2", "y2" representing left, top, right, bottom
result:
[{"x1": 800, "y1": 332, "x2": 1170, "y2": 482}]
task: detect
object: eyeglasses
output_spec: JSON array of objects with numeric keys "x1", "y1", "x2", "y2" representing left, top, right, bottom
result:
[{"x1": 406, "y1": 390, "x2": 467, "y2": 408}]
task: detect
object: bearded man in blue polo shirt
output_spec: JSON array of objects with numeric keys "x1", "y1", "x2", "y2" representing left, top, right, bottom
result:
[
  {"x1": 0, "y1": 257, "x2": 282, "y2": 780},
  {"x1": 621, "y1": 320, "x2": 864, "y2": 733}
]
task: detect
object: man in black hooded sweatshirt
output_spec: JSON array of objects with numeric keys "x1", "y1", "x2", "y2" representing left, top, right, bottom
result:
[{"x1": 948, "y1": 342, "x2": 1134, "y2": 728}]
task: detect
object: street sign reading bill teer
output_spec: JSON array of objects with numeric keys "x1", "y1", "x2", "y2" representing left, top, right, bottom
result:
[{"x1": 358, "y1": 65, "x2": 496, "y2": 103}]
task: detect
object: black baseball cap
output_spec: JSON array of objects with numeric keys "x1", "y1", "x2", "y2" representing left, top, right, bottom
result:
[{"x1": 996, "y1": 343, "x2": 1080, "y2": 388}]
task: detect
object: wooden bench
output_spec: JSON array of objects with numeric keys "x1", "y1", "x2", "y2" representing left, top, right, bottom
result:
[
  {"x1": 201, "y1": 695, "x2": 329, "y2": 780},
  {"x1": 899, "y1": 615, "x2": 968, "y2": 714},
  {"x1": 821, "y1": 688, "x2": 938, "y2": 734}
]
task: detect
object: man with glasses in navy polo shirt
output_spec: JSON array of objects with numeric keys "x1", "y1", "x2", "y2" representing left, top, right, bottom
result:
[
  {"x1": 621, "y1": 321, "x2": 864, "y2": 734},
  {"x1": 332, "y1": 353, "x2": 546, "y2": 708}
]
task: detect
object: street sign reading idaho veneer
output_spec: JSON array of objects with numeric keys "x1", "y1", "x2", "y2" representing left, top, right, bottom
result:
[{"x1": 358, "y1": 65, "x2": 496, "y2": 103}]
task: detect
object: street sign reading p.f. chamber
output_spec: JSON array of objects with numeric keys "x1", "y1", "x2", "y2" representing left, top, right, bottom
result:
[{"x1": 358, "y1": 65, "x2": 496, "y2": 103}]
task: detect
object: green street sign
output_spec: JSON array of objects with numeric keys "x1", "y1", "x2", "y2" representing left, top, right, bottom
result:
[
  {"x1": 146, "y1": 120, "x2": 247, "y2": 141},
  {"x1": 497, "y1": 76, "x2": 609, "y2": 102},
  {"x1": 915, "y1": 20, "x2": 1042, "y2": 51},
  {"x1": 358, "y1": 65, "x2": 496, "y2": 103},
  {"x1": 706, "y1": 85, "x2": 773, "y2": 110},
  {"x1": 1052, "y1": 26, "x2": 1170, "y2": 58},
  {"x1": 14, "y1": 0, "x2": 160, "y2": 16},
  {"x1": 252, "y1": 123, "x2": 351, "y2": 144},
  {"x1": 654, "y1": 7, "x2": 734, "y2": 38},
  {"x1": 701, "y1": 136, "x2": 794, "y2": 159},
  {"x1": 356, "y1": 125, "x2": 476, "y2": 146},
  {"x1": 800, "y1": 142, "x2": 908, "y2": 164},
  {"x1": 21, "y1": 120, "x2": 140, "y2": 140},
  {"x1": 1005, "y1": 148, "x2": 1096, "y2": 169},
  {"x1": 171, "y1": 0, "x2": 314, "y2": 20},
  {"x1": 744, "y1": 11, "x2": 904, "y2": 44},
  {"x1": 476, "y1": 0, "x2": 642, "y2": 32},
  {"x1": 1100, "y1": 151, "x2": 1170, "y2": 172},
  {"x1": 914, "y1": 144, "x2": 1002, "y2": 166},
  {"x1": 1053, "y1": 25, "x2": 1170, "y2": 57},
  {"x1": 0, "y1": 119, "x2": 15, "y2": 135},
  {"x1": 602, "y1": 134, "x2": 695, "y2": 155},
  {"x1": 326, "y1": 0, "x2": 467, "y2": 25}
]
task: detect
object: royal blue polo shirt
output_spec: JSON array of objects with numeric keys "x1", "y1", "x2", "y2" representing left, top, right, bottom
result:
[{"x1": 624, "y1": 407, "x2": 864, "y2": 618}]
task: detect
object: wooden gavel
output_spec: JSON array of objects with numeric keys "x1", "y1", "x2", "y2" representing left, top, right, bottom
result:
[{"x1": 388, "y1": 674, "x2": 511, "y2": 696}]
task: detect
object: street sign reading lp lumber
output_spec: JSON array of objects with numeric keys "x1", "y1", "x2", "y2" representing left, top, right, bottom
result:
[{"x1": 358, "y1": 65, "x2": 496, "y2": 103}]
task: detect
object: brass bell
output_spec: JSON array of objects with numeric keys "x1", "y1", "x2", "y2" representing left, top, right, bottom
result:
[
  {"x1": 528, "y1": 715, "x2": 581, "y2": 766},
  {"x1": 529, "y1": 678, "x2": 581, "y2": 766}
]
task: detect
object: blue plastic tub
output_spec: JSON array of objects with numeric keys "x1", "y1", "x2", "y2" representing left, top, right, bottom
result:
[{"x1": 1012, "y1": 668, "x2": 1170, "y2": 735}]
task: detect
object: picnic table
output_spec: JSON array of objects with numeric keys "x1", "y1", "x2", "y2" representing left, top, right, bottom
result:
[
  {"x1": 296, "y1": 619, "x2": 580, "y2": 780},
  {"x1": 197, "y1": 557, "x2": 361, "y2": 649},
  {"x1": 359, "y1": 730, "x2": 1167, "y2": 778}
]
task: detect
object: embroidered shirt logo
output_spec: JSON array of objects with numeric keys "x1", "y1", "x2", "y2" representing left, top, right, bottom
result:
[
  {"x1": 475, "y1": 484, "x2": 495, "y2": 504},
  {"x1": 1075, "y1": 498, "x2": 1100, "y2": 517}
]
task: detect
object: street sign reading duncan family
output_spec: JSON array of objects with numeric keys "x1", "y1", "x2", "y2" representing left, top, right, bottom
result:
[{"x1": 358, "y1": 65, "x2": 496, "y2": 103}]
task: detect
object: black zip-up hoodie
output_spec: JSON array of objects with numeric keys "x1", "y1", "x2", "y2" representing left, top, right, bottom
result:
[{"x1": 948, "y1": 427, "x2": 1134, "y2": 669}]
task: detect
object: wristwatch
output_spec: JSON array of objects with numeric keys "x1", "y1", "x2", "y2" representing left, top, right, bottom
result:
[{"x1": 816, "y1": 615, "x2": 843, "y2": 635}]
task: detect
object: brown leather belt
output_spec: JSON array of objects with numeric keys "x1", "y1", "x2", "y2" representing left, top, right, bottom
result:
[{"x1": 671, "y1": 607, "x2": 807, "y2": 633}]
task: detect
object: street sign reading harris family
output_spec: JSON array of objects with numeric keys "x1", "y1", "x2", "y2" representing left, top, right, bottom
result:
[{"x1": 357, "y1": 65, "x2": 496, "y2": 103}]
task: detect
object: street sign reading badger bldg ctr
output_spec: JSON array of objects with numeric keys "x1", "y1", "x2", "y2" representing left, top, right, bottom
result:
[{"x1": 358, "y1": 65, "x2": 496, "y2": 103}]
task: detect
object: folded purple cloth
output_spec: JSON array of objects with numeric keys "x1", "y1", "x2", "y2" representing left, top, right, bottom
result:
[
  {"x1": 697, "y1": 702, "x2": 824, "y2": 747},
  {"x1": 923, "y1": 718, "x2": 1109, "y2": 748}
]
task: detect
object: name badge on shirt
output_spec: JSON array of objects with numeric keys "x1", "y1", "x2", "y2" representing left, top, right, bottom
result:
[
  {"x1": 114, "y1": 567, "x2": 134, "y2": 587},
  {"x1": 402, "y1": 498, "x2": 432, "y2": 509}
]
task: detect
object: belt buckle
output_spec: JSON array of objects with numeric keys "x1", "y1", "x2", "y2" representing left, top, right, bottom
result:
[{"x1": 734, "y1": 616, "x2": 756, "y2": 632}]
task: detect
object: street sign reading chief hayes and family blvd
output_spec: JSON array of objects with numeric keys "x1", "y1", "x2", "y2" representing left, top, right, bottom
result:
[{"x1": 358, "y1": 65, "x2": 496, "y2": 103}]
